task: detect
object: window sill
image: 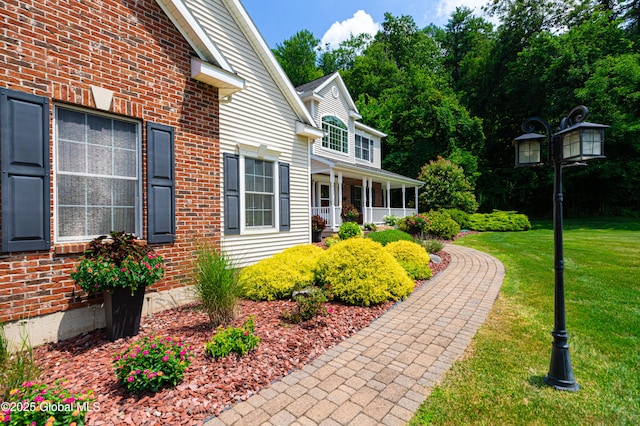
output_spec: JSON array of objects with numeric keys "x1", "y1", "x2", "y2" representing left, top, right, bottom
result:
[
  {"x1": 237, "y1": 227, "x2": 280, "y2": 236},
  {"x1": 54, "y1": 243, "x2": 91, "y2": 255},
  {"x1": 54, "y1": 239, "x2": 147, "y2": 255}
]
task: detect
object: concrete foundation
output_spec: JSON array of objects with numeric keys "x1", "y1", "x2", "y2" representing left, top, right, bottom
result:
[{"x1": 3, "y1": 286, "x2": 196, "y2": 349}]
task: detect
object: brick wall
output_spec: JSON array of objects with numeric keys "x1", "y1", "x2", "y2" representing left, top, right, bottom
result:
[{"x1": 0, "y1": 0, "x2": 221, "y2": 322}]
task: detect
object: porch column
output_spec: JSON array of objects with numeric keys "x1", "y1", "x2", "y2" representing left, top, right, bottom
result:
[
  {"x1": 402, "y1": 184, "x2": 406, "y2": 217},
  {"x1": 330, "y1": 170, "x2": 336, "y2": 230},
  {"x1": 368, "y1": 177, "x2": 373, "y2": 223},
  {"x1": 415, "y1": 186, "x2": 419, "y2": 214},
  {"x1": 362, "y1": 176, "x2": 367, "y2": 223},
  {"x1": 338, "y1": 173, "x2": 343, "y2": 229},
  {"x1": 386, "y1": 181, "x2": 391, "y2": 216}
]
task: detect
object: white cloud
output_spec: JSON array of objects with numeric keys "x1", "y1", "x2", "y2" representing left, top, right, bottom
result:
[
  {"x1": 435, "y1": 0, "x2": 484, "y2": 19},
  {"x1": 434, "y1": 0, "x2": 499, "y2": 26},
  {"x1": 320, "y1": 10, "x2": 380, "y2": 49}
]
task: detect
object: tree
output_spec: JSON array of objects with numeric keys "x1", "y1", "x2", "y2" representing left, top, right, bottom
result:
[
  {"x1": 344, "y1": 14, "x2": 485, "y2": 180},
  {"x1": 318, "y1": 33, "x2": 372, "y2": 74},
  {"x1": 439, "y1": 7, "x2": 494, "y2": 94},
  {"x1": 417, "y1": 157, "x2": 479, "y2": 213},
  {"x1": 272, "y1": 30, "x2": 322, "y2": 87}
]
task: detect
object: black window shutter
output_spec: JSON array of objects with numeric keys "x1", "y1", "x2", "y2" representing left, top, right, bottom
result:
[
  {"x1": 1, "y1": 88, "x2": 50, "y2": 252},
  {"x1": 224, "y1": 153, "x2": 240, "y2": 235},
  {"x1": 279, "y1": 162, "x2": 290, "y2": 231},
  {"x1": 146, "y1": 122, "x2": 175, "y2": 244}
]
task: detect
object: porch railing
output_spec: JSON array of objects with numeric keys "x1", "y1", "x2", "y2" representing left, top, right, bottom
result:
[
  {"x1": 311, "y1": 206, "x2": 418, "y2": 230},
  {"x1": 369, "y1": 207, "x2": 417, "y2": 224}
]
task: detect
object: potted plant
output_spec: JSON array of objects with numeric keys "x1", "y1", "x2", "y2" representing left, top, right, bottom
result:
[
  {"x1": 341, "y1": 203, "x2": 360, "y2": 223},
  {"x1": 71, "y1": 231, "x2": 165, "y2": 341},
  {"x1": 311, "y1": 214, "x2": 326, "y2": 242}
]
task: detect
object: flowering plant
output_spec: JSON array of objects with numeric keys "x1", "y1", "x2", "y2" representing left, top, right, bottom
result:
[
  {"x1": 113, "y1": 336, "x2": 193, "y2": 394},
  {"x1": 311, "y1": 215, "x2": 326, "y2": 232},
  {"x1": 340, "y1": 203, "x2": 359, "y2": 222},
  {"x1": 71, "y1": 231, "x2": 165, "y2": 295},
  {"x1": 1, "y1": 380, "x2": 94, "y2": 426},
  {"x1": 401, "y1": 213, "x2": 430, "y2": 235},
  {"x1": 204, "y1": 317, "x2": 260, "y2": 359}
]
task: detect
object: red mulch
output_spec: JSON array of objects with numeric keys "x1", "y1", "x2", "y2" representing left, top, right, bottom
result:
[{"x1": 33, "y1": 251, "x2": 450, "y2": 425}]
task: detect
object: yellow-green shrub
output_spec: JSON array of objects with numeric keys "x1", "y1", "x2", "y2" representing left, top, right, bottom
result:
[
  {"x1": 314, "y1": 238, "x2": 414, "y2": 306},
  {"x1": 239, "y1": 244, "x2": 324, "y2": 300},
  {"x1": 384, "y1": 240, "x2": 433, "y2": 280}
]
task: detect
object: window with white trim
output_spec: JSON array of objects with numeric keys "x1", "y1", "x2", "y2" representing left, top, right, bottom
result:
[
  {"x1": 55, "y1": 107, "x2": 141, "y2": 241},
  {"x1": 355, "y1": 134, "x2": 374, "y2": 162},
  {"x1": 322, "y1": 116, "x2": 348, "y2": 153},
  {"x1": 245, "y1": 158, "x2": 274, "y2": 227}
]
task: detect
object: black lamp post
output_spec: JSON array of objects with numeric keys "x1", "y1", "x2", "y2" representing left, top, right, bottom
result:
[{"x1": 513, "y1": 105, "x2": 608, "y2": 392}]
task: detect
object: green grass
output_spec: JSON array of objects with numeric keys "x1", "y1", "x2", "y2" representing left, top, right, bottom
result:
[{"x1": 410, "y1": 218, "x2": 640, "y2": 425}]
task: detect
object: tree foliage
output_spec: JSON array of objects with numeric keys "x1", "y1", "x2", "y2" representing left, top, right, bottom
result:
[
  {"x1": 417, "y1": 157, "x2": 479, "y2": 213},
  {"x1": 272, "y1": 0, "x2": 640, "y2": 217},
  {"x1": 271, "y1": 30, "x2": 322, "y2": 87}
]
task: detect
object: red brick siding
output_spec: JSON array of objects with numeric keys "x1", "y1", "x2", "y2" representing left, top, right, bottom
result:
[{"x1": 0, "y1": 0, "x2": 221, "y2": 322}]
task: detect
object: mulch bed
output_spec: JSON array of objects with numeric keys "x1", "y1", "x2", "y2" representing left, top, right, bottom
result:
[{"x1": 33, "y1": 251, "x2": 450, "y2": 425}]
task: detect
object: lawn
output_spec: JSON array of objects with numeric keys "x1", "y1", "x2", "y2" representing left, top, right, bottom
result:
[{"x1": 410, "y1": 218, "x2": 640, "y2": 425}]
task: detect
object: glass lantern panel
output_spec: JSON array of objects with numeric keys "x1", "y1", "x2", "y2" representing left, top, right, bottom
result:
[
  {"x1": 519, "y1": 140, "x2": 541, "y2": 164},
  {"x1": 562, "y1": 131, "x2": 581, "y2": 159},
  {"x1": 581, "y1": 129, "x2": 602, "y2": 156}
]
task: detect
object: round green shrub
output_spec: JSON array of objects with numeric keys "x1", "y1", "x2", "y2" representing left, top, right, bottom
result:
[
  {"x1": 444, "y1": 208, "x2": 471, "y2": 229},
  {"x1": 366, "y1": 229, "x2": 414, "y2": 246},
  {"x1": 384, "y1": 241, "x2": 432, "y2": 280},
  {"x1": 426, "y1": 210, "x2": 461, "y2": 240},
  {"x1": 338, "y1": 221, "x2": 363, "y2": 239},
  {"x1": 467, "y1": 210, "x2": 531, "y2": 231},
  {"x1": 314, "y1": 238, "x2": 414, "y2": 306},
  {"x1": 239, "y1": 244, "x2": 324, "y2": 300}
]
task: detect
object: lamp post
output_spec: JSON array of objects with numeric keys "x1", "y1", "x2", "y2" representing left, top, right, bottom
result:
[{"x1": 513, "y1": 106, "x2": 608, "y2": 392}]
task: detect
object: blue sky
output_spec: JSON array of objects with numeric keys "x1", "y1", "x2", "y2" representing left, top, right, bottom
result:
[{"x1": 240, "y1": 0, "x2": 493, "y2": 49}]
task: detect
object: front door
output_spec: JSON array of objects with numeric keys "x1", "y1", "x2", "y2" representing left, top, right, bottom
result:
[{"x1": 351, "y1": 185, "x2": 363, "y2": 224}]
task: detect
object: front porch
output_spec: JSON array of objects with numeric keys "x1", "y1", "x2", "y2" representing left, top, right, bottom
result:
[
  {"x1": 311, "y1": 156, "x2": 423, "y2": 232},
  {"x1": 311, "y1": 206, "x2": 418, "y2": 231}
]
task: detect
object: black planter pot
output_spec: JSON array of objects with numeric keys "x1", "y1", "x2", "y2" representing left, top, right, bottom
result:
[
  {"x1": 312, "y1": 230, "x2": 323, "y2": 243},
  {"x1": 103, "y1": 286, "x2": 145, "y2": 341}
]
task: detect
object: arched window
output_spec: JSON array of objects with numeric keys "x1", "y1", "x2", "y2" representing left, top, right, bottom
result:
[{"x1": 322, "y1": 116, "x2": 348, "y2": 153}]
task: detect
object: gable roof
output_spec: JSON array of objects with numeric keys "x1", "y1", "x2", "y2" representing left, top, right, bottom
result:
[
  {"x1": 155, "y1": 0, "x2": 320, "y2": 135},
  {"x1": 296, "y1": 72, "x2": 359, "y2": 114}
]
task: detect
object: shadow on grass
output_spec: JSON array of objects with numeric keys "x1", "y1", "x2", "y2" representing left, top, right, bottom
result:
[{"x1": 528, "y1": 375, "x2": 548, "y2": 388}]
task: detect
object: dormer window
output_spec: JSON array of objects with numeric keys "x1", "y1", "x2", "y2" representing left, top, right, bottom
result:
[
  {"x1": 322, "y1": 116, "x2": 348, "y2": 153},
  {"x1": 355, "y1": 134, "x2": 374, "y2": 162}
]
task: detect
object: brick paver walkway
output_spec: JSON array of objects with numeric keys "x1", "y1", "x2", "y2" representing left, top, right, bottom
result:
[{"x1": 204, "y1": 244, "x2": 505, "y2": 425}]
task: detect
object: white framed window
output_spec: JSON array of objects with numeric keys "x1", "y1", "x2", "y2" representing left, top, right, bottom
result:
[
  {"x1": 355, "y1": 134, "x2": 373, "y2": 162},
  {"x1": 322, "y1": 116, "x2": 348, "y2": 153},
  {"x1": 245, "y1": 158, "x2": 274, "y2": 228},
  {"x1": 224, "y1": 142, "x2": 290, "y2": 236},
  {"x1": 54, "y1": 106, "x2": 141, "y2": 242}
]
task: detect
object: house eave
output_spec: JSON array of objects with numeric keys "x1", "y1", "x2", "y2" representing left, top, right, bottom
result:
[
  {"x1": 296, "y1": 122, "x2": 324, "y2": 139},
  {"x1": 310, "y1": 155, "x2": 424, "y2": 187},
  {"x1": 155, "y1": 0, "x2": 235, "y2": 72},
  {"x1": 191, "y1": 57, "x2": 245, "y2": 97},
  {"x1": 355, "y1": 122, "x2": 387, "y2": 138}
]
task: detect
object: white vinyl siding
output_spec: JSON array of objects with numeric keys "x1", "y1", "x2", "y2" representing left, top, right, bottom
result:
[
  {"x1": 186, "y1": 0, "x2": 311, "y2": 266},
  {"x1": 312, "y1": 83, "x2": 354, "y2": 162}
]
